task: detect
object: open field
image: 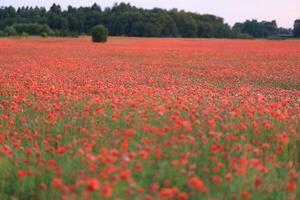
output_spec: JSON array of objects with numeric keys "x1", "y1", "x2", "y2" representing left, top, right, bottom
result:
[{"x1": 0, "y1": 37, "x2": 299, "y2": 200}]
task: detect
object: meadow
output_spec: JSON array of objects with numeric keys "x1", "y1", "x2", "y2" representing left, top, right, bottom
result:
[{"x1": 0, "y1": 37, "x2": 299, "y2": 200}]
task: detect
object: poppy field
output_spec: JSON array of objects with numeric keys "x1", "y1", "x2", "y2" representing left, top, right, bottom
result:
[{"x1": 0, "y1": 37, "x2": 299, "y2": 200}]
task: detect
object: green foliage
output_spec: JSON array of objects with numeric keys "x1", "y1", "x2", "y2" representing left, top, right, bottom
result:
[
  {"x1": 40, "y1": 32, "x2": 48, "y2": 38},
  {"x1": 0, "y1": 31, "x2": 3, "y2": 37},
  {"x1": 233, "y1": 20, "x2": 279, "y2": 38},
  {"x1": 12, "y1": 23, "x2": 53, "y2": 35},
  {"x1": 20, "y1": 32, "x2": 29, "y2": 37},
  {"x1": 230, "y1": 30, "x2": 254, "y2": 39},
  {"x1": 47, "y1": 13, "x2": 68, "y2": 31},
  {"x1": 4, "y1": 26, "x2": 17, "y2": 36},
  {"x1": 170, "y1": 11, "x2": 198, "y2": 37},
  {"x1": 0, "y1": 3, "x2": 295, "y2": 38},
  {"x1": 0, "y1": 3, "x2": 232, "y2": 38},
  {"x1": 91, "y1": 25, "x2": 108, "y2": 42}
]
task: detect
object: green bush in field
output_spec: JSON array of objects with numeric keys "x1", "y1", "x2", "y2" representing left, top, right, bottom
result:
[
  {"x1": 4, "y1": 26, "x2": 17, "y2": 36},
  {"x1": 12, "y1": 23, "x2": 53, "y2": 36},
  {"x1": 91, "y1": 25, "x2": 108, "y2": 43},
  {"x1": 234, "y1": 32, "x2": 254, "y2": 39},
  {"x1": 41, "y1": 32, "x2": 48, "y2": 38},
  {"x1": 21, "y1": 32, "x2": 29, "y2": 37},
  {"x1": 0, "y1": 31, "x2": 3, "y2": 37}
]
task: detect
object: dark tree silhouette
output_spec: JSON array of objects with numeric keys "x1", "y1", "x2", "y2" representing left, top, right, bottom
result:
[{"x1": 0, "y1": 3, "x2": 293, "y2": 38}]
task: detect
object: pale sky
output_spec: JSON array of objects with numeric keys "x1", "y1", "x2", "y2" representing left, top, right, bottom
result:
[{"x1": 1, "y1": 0, "x2": 299, "y2": 28}]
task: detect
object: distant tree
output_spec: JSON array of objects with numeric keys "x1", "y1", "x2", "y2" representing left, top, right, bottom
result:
[
  {"x1": 197, "y1": 21, "x2": 212, "y2": 37},
  {"x1": 49, "y1": 3, "x2": 62, "y2": 14},
  {"x1": 111, "y1": 3, "x2": 134, "y2": 13},
  {"x1": 11, "y1": 23, "x2": 53, "y2": 35},
  {"x1": 67, "y1": 15, "x2": 81, "y2": 33},
  {"x1": 0, "y1": 3, "x2": 292, "y2": 38},
  {"x1": 277, "y1": 27, "x2": 293, "y2": 35},
  {"x1": 233, "y1": 20, "x2": 278, "y2": 38},
  {"x1": 171, "y1": 11, "x2": 197, "y2": 37},
  {"x1": 263, "y1": 20, "x2": 278, "y2": 36},
  {"x1": 47, "y1": 13, "x2": 68, "y2": 31},
  {"x1": 83, "y1": 11, "x2": 103, "y2": 33},
  {"x1": 41, "y1": 32, "x2": 48, "y2": 37},
  {"x1": 20, "y1": 32, "x2": 29, "y2": 37},
  {"x1": 230, "y1": 29, "x2": 254, "y2": 39},
  {"x1": 91, "y1": 25, "x2": 108, "y2": 42},
  {"x1": 3, "y1": 6, "x2": 16, "y2": 18},
  {"x1": 294, "y1": 19, "x2": 300, "y2": 37},
  {"x1": 91, "y1": 3, "x2": 101, "y2": 12},
  {"x1": 161, "y1": 14, "x2": 179, "y2": 37},
  {"x1": 130, "y1": 21, "x2": 161, "y2": 37}
]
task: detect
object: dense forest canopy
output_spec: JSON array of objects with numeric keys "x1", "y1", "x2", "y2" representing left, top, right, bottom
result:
[
  {"x1": 294, "y1": 20, "x2": 300, "y2": 37},
  {"x1": 0, "y1": 3, "x2": 297, "y2": 38}
]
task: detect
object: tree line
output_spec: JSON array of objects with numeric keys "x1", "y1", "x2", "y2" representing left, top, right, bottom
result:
[{"x1": 0, "y1": 3, "x2": 298, "y2": 38}]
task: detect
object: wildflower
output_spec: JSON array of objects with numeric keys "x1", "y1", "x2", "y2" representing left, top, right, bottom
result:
[
  {"x1": 178, "y1": 192, "x2": 189, "y2": 199},
  {"x1": 87, "y1": 178, "x2": 100, "y2": 191},
  {"x1": 18, "y1": 170, "x2": 28, "y2": 179},
  {"x1": 241, "y1": 191, "x2": 251, "y2": 200},
  {"x1": 159, "y1": 187, "x2": 178, "y2": 198},
  {"x1": 286, "y1": 181, "x2": 297, "y2": 193},
  {"x1": 52, "y1": 178, "x2": 63, "y2": 188},
  {"x1": 120, "y1": 170, "x2": 131, "y2": 181},
  {"x1": 124, "y1": 129, "x2": 135, "y2": 136},
  {"x1": 254, "y1": 177, "x2": 262, "y2": 189},
  {"x1": 101, "y1": 186, "x2": 112, "y2": 198},
  {"x1": 189, "y1": 177, "x2": 209, "y2": 193}
]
